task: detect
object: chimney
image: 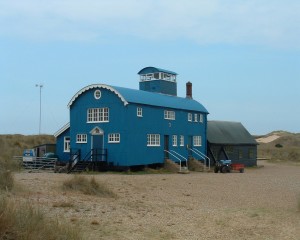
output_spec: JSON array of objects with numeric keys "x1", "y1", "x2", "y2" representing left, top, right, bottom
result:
[{"x1": 186, "y1": 82, "x2": 192, "y2": 99}]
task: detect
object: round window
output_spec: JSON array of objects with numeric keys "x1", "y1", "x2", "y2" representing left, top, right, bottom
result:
[{"x1": 94, "y1": 90, "x2": 101, "y2": 99}]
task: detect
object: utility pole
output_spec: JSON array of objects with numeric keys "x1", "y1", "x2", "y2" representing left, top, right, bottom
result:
[{"x1": 35, "y1": 84, "x2": 43, "y2": 135}]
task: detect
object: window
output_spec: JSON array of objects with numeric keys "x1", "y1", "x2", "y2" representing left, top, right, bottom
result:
[
  {"x1": 64, "y1": 137, "x2": 70, "y2": 152},
  {"x1": 239, "y1": 150, "x2": 243, "y2": 159},
  {"x1": 225, "y1": 146, "x2": 234, "y2": 154},
  {"x1": 188, "y1": 113, "x2": 192, "y2": 122},
  {"x1": 194, "y1": 114, "x2": 198, "y2": 122},
  {"x1": 147, "y1": 134, "x2": 160, "y2": 146},
  {"x1": 137, "y1": 107, "x2": 143, "y2": 117},
  {"x1": 248, "y1": 149, "x2": 254, "y2": 159},
  {"x1": 87, "y1": 108, "x2": 109, "y2": 123},
  {"x1": 108, "y1": 133, "x2": 120, "y2": 143},
  {"x1": 76, "y1": 134, "x2": 87, "y2": 143},
  {"x1": 172, "y1": 135, "x2": 177, "y2": 146},
  {"x1": 164, "y1": 110, "x2": 175, "y2": 120},
  {"x1": 199, "y1": 114, "x2": 203, "y2": 123},
  {"x1": 193, "y1": 136, "x2": 202, "y2": 146},
  {"x1": 94, "y1": 90, "x2": 101, "y2": 99},
  {"x1": 180, "y1": 135, "x2": 184, "y2": 146}
]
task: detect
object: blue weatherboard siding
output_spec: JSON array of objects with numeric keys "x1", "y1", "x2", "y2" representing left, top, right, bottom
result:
[
  {"x1": 55, "y1": 127, "x2": 70, "y2": 161},
  {"x1": 67, "y1": 85, "x2": 208, "y2": 167},
  {"x1": 139, "y1": 79, "x2": 177, "y2": 96},
  {"x1": 55, "y1": 66, "x2": 209, "y2": 169}
]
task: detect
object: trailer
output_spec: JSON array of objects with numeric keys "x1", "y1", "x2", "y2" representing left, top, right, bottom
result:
[{"x1": 230, "y1": 163, "x2": 245, "y2": 173}]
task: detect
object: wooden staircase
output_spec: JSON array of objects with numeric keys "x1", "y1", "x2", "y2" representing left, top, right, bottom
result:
[{"x1": 68, "y1": 160, "x2": 91, "y2": 173}]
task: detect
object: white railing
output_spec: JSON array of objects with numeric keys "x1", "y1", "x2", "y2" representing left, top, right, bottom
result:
[
  {"x1": 170, "y1": 150, "x2": 188, "y2": 169},
  {"x1": 164, "y1": 150, "x2": 185, "y2": 172},
  {"x1": 189, "y1": 148, "x2": 211, "y2": 169}
]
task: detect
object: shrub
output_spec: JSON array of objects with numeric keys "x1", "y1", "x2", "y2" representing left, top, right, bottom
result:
[
  {"x1": 0, "y1": 170, "x2": 14, "y2": 191},
  {"x1": 0, "y1": 196, "x2": 82, "y2": 240},
  {"x1": 275, "y1": 143, "x2": 283, "y2": 148},
  {"x1": 63, "y1": 175, "x2": 116, "y2": 198}
]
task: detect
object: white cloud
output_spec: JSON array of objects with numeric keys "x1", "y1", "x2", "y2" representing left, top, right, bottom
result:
[{"x1": 0, "y1": 0, "x2": 299, "y2": 48}]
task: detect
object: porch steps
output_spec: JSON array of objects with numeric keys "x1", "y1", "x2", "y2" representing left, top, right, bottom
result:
[
  {"x1": 68, "y1": 161, "x2": 91, "y2": 173},
  {"x1": 188, "y1": 158, "x2": 210, "y2": 172},
  {"x1": 164, "y1": 159, "x2": 190, "y2": 174}
]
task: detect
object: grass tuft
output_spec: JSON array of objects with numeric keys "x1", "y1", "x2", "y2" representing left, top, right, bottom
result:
[
  {"x1": 0, "y1": 170, "x2": 14, "y2": 192},
  {"x1": 297, "y1": 194, "x2": 300, "y2": 212},
  {"x1": 52, "y1": 201, "x2": 74, "y2": 208},
  {"x1": 63, "y1": 175, "x2": 117, "y2": 198},
  {"x1": 0, "y1": 196, "x2": 82, "y2": 240}
]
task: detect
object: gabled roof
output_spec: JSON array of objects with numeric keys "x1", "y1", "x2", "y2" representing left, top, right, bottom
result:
[
  {"x1": 207, "y1": 121, "x2": 257, "y2": 145},
  {"x1": 54, "y1": 122, "x2": 70, "y2": 137},
  {"x1": 68, "y1": 84, "x2": 128, "y2": 108},
  {"x1": 138, "y1": 66, "x2": 177, "y2": 75},
  {"x1": 68, "y1": 84, "x2": 208, "y2": 113}
]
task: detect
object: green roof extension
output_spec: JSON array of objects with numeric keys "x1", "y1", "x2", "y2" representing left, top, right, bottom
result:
[{"x1": 207, "y1": 121, "x2": 257, "y2": 145}]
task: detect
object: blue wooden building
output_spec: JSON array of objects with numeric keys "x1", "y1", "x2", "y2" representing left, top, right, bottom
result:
[{"x1": 54, "y1": 67, "x2": 209, "y2": 170}]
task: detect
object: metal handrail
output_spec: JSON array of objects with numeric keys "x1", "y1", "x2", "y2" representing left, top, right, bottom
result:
[
  {"x1": 193, "y1": 148, "x2": 210, "y2": 169},
  {"x1": 170, "y1": 150, "x2": 188, "y2": 169},
  {"x1": 164, "y1": 150, "x2": 182, "y2": 172},
  {"x1": 189, "y1": 148, "x2": 211, "y2": 169}
]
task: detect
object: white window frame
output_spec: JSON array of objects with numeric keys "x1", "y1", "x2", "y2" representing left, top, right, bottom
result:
[
  {"x1": 188, "y1": 113, "x2": 192, "y2": 122},
  {"x1": 199, "y1": 114, "x2": 203, "y2": 123},
  {"x1": 180, "y1": 135, "x2": 184, "y2": 146},
  {"x1": 147, "y1": 134, "x2": 160, "y2": 146},
  {"x1": 94, "y1": 90, "x2": 101, "y2": 99},
  {"x1": 193, "y1": 136, "x2": 202, "y2": 146},
  {"x1": 76, "y1": 134, "x2": 87, "y2": 143},
  {"x1": 137, "y1": 107, "x2": 143, "y2": 117},
  {"x1": 64, "y1": 137, "x2": 70, "y2": 152},
  {"x1": 164, "y1": 110, "x2": 175, "y2": 120},
  {"x1": 194, "y1": 114, "x2": 198, "y2": 122},
  {"x1": 108, "y1": 133, "x2": 120, "y2": 143},
  {"x1": 172, "y1": 135, "x2": 177, "y2": 147},
  {"x1": 87, "y1": 108, "x2": 109, "y2": 123}
]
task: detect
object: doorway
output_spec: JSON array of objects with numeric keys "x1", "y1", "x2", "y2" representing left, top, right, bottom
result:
[
  {"x1": 164, "y1": 135, "x2": 169, "y2": 159},
  {"x1": 90, "y1": 127, "x2": 104, "y2": 161}
]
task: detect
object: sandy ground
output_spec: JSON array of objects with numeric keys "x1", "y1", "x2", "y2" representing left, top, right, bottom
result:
[
  {"x1": 256, "y1": 135, "x2": 280, "y2": 143},
  {"x1": 13, "y1": 161, "x2": 300, "y2": 240}
]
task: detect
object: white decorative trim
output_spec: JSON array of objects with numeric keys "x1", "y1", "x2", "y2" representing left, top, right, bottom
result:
[
  {"x1": 67, "y1": 84, "x2": 129, "y2": 108},
  {"x1": 54, "y1": 122, "x2": 70, "y2": 137},
  {"x1": 90, "y1": 126, "x2": 104, "y2": 135}
]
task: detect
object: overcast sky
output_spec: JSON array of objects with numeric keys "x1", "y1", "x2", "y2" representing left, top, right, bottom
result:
[{"x1": 0, "y1": 0, "x2": 299, "y2": 135}]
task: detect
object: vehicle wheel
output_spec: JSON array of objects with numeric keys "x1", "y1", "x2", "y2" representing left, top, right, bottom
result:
[
  {"x1": 240, "y1": 168, "x2": 244, "y2": 173},
  {"x1": 214, "y1": 167, "x2": 219, "y2": 173},
  {"x1": 221, "y1": 166, "x2": 228, "y2": 173}
]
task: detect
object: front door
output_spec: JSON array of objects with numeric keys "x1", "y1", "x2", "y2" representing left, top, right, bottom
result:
[
  {"x1": 92, "y1": 135, "x2": 103, "y2": 161},
  {"x1": 164, "y1": 135, "x2": 169, "y2": 159},
  {"x1": 90, "y1": 127, "x2": 104, "y2": 161},
  {"x1": 188, "y1": 136, "x2": 193, "y2": 156}
]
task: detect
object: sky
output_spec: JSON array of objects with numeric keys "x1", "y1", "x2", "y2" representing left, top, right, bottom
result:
[{"x1": 0, "y1": 0, "x2": 299, "y2": 135}]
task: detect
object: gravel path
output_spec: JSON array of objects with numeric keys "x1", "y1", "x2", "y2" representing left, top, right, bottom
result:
[{"x1": 14, "y1": 161, "x2": 300, "y2": 240}]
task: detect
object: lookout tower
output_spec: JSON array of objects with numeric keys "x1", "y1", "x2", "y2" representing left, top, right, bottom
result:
[{"x1": 138, "y1": 67, "x2": 177, "y2": 96}]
